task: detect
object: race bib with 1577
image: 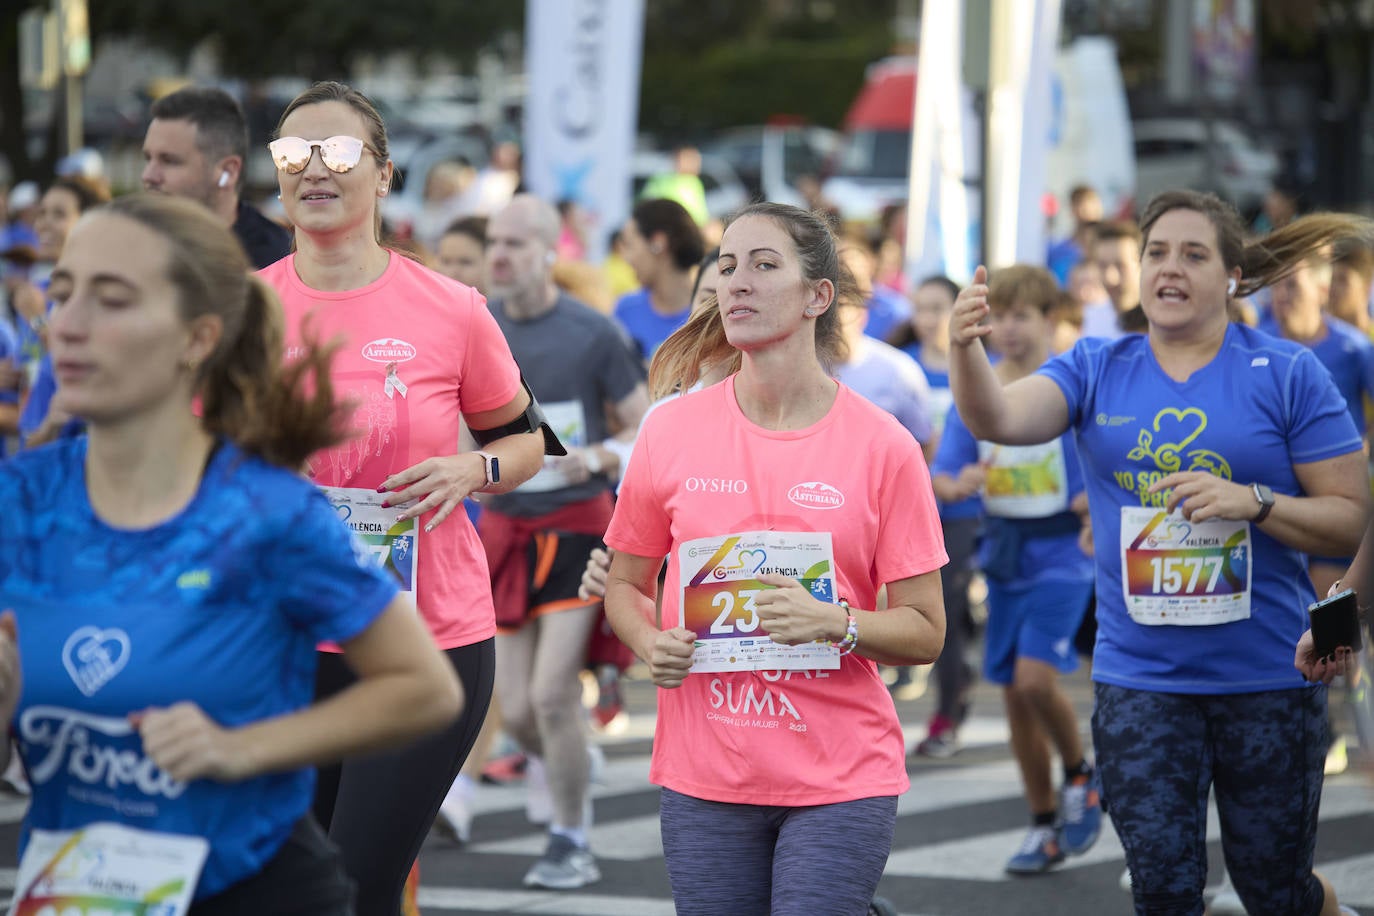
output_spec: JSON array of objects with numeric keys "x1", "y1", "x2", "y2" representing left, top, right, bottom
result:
[
  {"x1": 678, "y1": 531, "x2": 840, "y2": 672},
  {"x1": 1119, "y1": 507, "x2": 1251, "y2": 626},
  {"x1": 323, "y1": 486, "x2": 417, "y2": 592}
]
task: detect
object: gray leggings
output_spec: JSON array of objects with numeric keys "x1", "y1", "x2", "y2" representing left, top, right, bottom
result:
[{"x1": 660, "y1": 788, "x2": 898, "y2": 916}]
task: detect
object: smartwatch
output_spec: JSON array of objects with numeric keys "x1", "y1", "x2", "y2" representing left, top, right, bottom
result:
[
  {"x1": 476, "y1": 451, "x2": 500, "y2": 487},
  {"x1": 1251, "y1": 483, "x2": 1274, "y2": 523}
]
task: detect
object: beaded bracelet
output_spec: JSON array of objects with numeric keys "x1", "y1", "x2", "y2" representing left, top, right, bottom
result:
[{"x1": 831, "y1": 598, "x2": 859, "y2": 656}]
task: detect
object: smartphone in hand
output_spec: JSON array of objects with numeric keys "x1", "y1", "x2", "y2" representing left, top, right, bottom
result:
[{"x1": 1308, "y1": 589, "x2": 1363, "y2": 659}]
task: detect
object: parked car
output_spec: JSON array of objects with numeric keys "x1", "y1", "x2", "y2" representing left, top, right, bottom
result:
[
  {"x1": 1132, "y1": 118, "x2": 1279, "y2": 215},
  {"x1": 631, "y1": 150, "x2": 750, "y2": 222},
  {"x1": 702, "y1": 123, "x2": 842, "y2": 207}
]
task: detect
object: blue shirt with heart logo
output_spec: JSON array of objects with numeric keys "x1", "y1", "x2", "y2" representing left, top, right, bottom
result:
[
  {"x1": 1039, "y1": 324, "x2": 1362, "y2": 693},
  {"x1": 0, "y1": 437, "x2": 397, "y2": 898}
]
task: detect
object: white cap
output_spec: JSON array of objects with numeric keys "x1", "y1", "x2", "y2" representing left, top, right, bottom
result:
[{"x1": 8, "y1": 181, "x2": 39, "y2": 211}]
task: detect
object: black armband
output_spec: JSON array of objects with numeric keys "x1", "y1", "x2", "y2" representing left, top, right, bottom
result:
[{"x1": 471, "y1": 376, "x2": 568, "y2": 456}]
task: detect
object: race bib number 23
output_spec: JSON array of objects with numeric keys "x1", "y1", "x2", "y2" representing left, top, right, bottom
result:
[{"x1": 678, "y1": 531, "x2": 840, "y2": 672}]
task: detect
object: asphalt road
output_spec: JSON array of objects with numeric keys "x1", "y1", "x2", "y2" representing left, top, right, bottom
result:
[{"x1": 401, "y1": 664, "x2": 1374, "y2": 916}]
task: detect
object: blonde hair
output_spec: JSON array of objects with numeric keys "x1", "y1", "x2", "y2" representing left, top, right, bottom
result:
[{"x1": 107, "y1": 193, "x2": 351, "y2": 468}]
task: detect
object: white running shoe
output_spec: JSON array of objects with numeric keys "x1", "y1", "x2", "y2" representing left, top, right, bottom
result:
[
  {"x1": 522, "y1": 833, "x2": 600, "y2": 889},
  {"x1": 435, "y1": 776, "x2": 475, "y2": 844}
]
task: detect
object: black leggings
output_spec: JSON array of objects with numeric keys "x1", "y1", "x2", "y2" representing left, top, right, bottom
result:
[
  {"x1": 190, "y1": 817, "x2": 354, "y2": 916},
  {"x1": 313, "y1": 639, "x2": 495, "y2": 916}
]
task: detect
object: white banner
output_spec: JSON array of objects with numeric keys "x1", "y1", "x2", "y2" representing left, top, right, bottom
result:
[
  {"x1": 986, "y1": 0, "x2": 1062, "y2": 268},
  {"x1": 524, "y1": 0, "x2": 644, "y2": 262}
]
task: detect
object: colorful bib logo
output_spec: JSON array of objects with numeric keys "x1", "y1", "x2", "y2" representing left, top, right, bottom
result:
[
  {"x1": 62, "y1": 627, "x2": 131, "y2": 697},
  {"x1": 787, "y1": 482, "x2": 844, "y2": 510},
  {"x1": 361, "y1": 338, "x2": 418, "y2": 363}
]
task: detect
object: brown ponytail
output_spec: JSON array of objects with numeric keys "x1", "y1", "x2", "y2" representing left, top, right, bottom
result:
[
  {"x1": 1139, "y1": 190, "x2": 1374, "y2": 298},
  {"x1": 199, "y1": 278, "x2": 351, "y2": 468},
  {"x1": 105, "y1": 193, "x2": 351, "y2": 469}
]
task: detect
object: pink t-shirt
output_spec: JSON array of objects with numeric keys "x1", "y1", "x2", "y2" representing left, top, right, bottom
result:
[
  {"x1": 261, "y1": 253, "x2": 522, "y2": 649},
  {"x1": 605, "y1": 377, "x2": 947, "y2": 806}
]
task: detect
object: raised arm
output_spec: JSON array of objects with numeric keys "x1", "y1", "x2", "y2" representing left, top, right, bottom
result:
[{"x1": 948, "y1": 265, "x2": 1072, "y2": 445}]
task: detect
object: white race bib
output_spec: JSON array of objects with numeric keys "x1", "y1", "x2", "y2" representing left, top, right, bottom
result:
[
  {"x1": 1119, "y1": 507, "x2": 1252, "y2": 626},
  {"x1": 678, "y1": 531, "x2": 840, "y2": 672},
  {"x1": 519, "y1": 400, "x2": 587, "y2": 493},
  {"x1": 11, "y1": 822, "x2": 209, "y2": 916},
  {"x1": 322, "y1": 486, "x2": 418, "y2": 592},
  {"x1": 978, "y1": 440, "x2": 1070, "y2": 518}
]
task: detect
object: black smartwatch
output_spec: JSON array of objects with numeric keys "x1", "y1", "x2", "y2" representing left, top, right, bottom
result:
[
  {"x1": 1250, "y1": 483, "x2": 1274, "y2": 524},
  {"x1": 476, "y1": 451, "x2": 501, "y2": 487}
]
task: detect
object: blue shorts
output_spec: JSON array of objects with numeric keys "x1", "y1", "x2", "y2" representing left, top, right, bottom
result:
[
  {"x1": 1092, "y1": 682, "x2": 1327, "y2": 916},
  {"x1": 982, "y1": 578, "x2": 1092, "y2": 685}
]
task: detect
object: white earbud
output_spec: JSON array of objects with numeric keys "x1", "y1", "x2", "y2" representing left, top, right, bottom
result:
[
  {"x1": 1227, "y1": 278, "x2": 1238, "y2": 296},
  {"x1": 217, "y1": 170, "x2": 231, "y2": 188}
]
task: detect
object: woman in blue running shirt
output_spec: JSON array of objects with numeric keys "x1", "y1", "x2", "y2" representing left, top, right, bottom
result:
[
  {"x1": 950, "y1": 191, "x2": 1369, "y2": 916},
  {"x1": 0, "y1": 194, "x2": 462, "y2": 914}
]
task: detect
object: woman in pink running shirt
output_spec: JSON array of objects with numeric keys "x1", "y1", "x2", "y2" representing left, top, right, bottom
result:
[
  {"x1": 259, "y1": 81, "x2": 547, "y2": 916},
  {"x1": 604, "y1": 203, "x2": 948, "y2": 916}
]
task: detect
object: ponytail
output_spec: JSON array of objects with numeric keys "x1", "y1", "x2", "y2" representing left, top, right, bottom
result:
[
  {"x1": 102, "y1": 193, "x2": 353, "y2": 470},
  {"x1": 1236, "y1": 214, "x2": 1373, "y2": 298},
  {"x1": 1140, "y1": 190, "x2": 1374, "y2": 298},
  {"x1": 648, "y1": 295, "x2": 740, "y2": 401},
  {"x1": 200, "y1": 278, "x2": 351, "y2": 468}
]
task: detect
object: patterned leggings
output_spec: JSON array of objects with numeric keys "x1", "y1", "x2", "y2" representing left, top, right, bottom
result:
[{"x1": 1092, "y1": 682, "x2": 1328, "y2": 916}]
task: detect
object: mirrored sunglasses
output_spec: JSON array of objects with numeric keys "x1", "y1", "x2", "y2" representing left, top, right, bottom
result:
[{"x1": 268, "y1": 135, "x2": 378, "y2": 174}]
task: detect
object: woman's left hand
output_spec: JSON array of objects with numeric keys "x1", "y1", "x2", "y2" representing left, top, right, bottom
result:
[
  {"x1": 379, "y1": 455, "x2": 484, "y2": 531},
  {"x1": 133, "y1": 702, "x2": 254, "y2": 783},
  {"x1": 1149, "y1": 472, "x2": 1258, "y2": 522},
  {"x1": 754, "y1": 574, "x2": 847, "y2": 646}
]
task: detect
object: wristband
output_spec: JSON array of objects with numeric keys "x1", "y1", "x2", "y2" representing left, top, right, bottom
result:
[{"x1": 829, "y1": 598, "x2": 859, "y2": 657}]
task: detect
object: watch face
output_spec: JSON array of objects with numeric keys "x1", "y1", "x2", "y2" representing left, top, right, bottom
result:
[{"x1": 489, "y1": 455, "x2": 500, "y2": 484}]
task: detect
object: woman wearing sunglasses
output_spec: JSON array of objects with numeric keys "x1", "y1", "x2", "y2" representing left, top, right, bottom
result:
[{"x1": 259, "y1": 81, "x2": 547, "y2": 916}]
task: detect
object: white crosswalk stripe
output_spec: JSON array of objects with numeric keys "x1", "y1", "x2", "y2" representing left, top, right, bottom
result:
[
  {"x1": 406, "y1": 714, "x2": 1374, "y2": 914},
  {"x1": 0, "y1": 714, "x2": 1367, "y2": 915}
]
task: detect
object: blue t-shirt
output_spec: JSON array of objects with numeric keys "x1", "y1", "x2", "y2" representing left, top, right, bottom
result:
[
  {"x1": 933, "y1": 406, "x2": 1091, "y2": 585},
  {"x1": 1256, "y1": 314, "x2": 1374, "y2": 435},
  {"x1": 612, "y1": 288, "x2": 690, "y2": 362},
  {"x1": 1039, "y1": 325, "x2": 1362, "y2": 694},
  {"x1": 0, "y1": 439, "x2": 397, "y2": 898},
  {"x1": 862, "y1": 286, "x2": 912, "y2": 342}
]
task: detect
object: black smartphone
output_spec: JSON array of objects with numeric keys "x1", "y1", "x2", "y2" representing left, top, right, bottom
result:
[{"x1": 1308, "y1": 589, "x2": 1363, "y2": 658}]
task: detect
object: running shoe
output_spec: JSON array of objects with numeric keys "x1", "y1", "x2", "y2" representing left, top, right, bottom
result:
[
  {"x1": 434, "y1": 782, "x2": 474, "y2": 845},
  {"x1": 914, "y1": 715, "x2": 961, "y2": 758},
  {"x1": 1326, "y1": 733, "x2": 1349, "y2": 775},
  {"x1": 1059, "y1": 768, "x2": 1103, "y2": 855},
  {"x1": 522, "y1": 833, "x2": 601, "y2": 889},
  {"x1": 481, "y1": 751, "x2": 527, "y2": 785},
  {"x1": 592, "y1": 667, "x2": 627, "y2": 733},
  {"x1": 1004, "y1": 826, "x2": 1065, "y2": 875}
]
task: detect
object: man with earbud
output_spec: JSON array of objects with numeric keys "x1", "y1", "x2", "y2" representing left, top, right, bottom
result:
[
  {"x1": 142, "y1": 87, "x2": 292, "y2": 269},
  {"x1": 478, "y1": 194, "x2": 649, "y2": 890}
]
